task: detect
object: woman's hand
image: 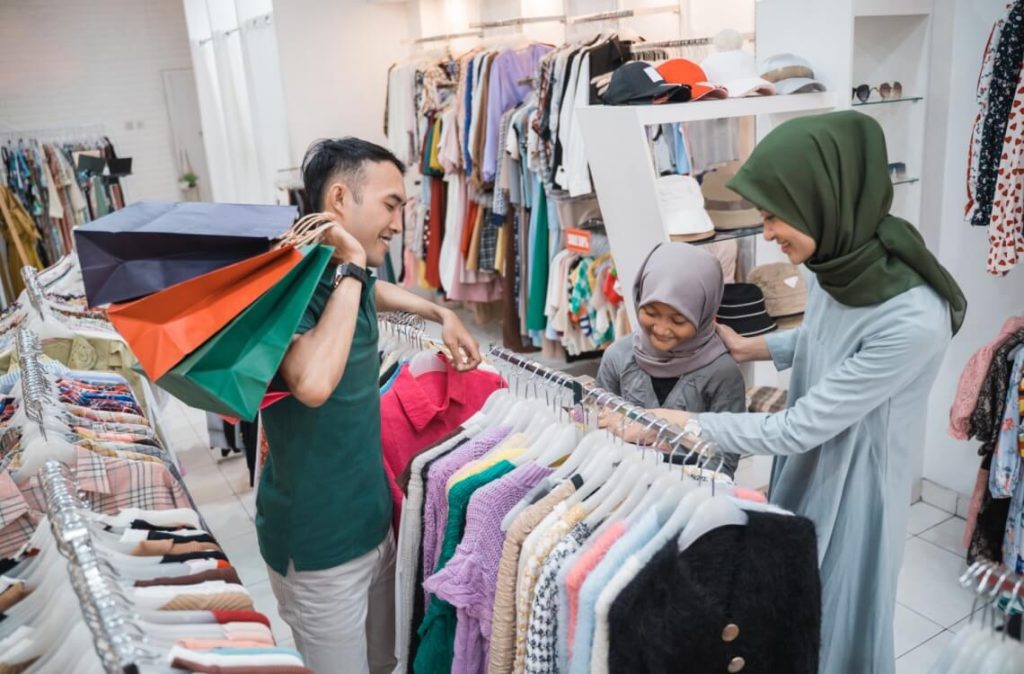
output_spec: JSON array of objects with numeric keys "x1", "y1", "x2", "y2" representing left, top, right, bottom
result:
[
  {"x1": 597, "y1": 409, "x2": 661, "y2": 445},
  {"x1": 716, "y1": 322, "x2": 749, "y2": 361},
  {"x1": 715, "y1": 323, "x2": 773, "y2": 362}
]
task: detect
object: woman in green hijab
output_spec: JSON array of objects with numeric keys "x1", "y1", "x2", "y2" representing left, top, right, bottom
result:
[{"x1": 638, "y1": 111, "x2": 966, "y2": 673}]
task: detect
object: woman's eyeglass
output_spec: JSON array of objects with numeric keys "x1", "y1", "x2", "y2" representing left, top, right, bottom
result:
[{"x1": 852, "y1": 81, "x2": 903, "y2": 103}]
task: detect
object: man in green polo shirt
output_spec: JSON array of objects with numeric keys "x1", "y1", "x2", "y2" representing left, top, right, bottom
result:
[{"x1": 257, "y1": 137, "x2": 481, "y2": 674}]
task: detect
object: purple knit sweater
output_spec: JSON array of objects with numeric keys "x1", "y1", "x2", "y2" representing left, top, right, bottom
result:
[
  {"x1": 425, "y1": 462, "x2": 552, "y2": 674},
  {"x1": 422, "y1": 425, "x2": 512, "y2": 598}
]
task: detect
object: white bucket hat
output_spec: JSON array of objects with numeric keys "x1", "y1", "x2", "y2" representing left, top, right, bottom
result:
[
  {"x1": 700, "y1": 49, "x2": 776, "y2": 98},
  {"x1": 656, "y1": 175, "x2": 716, "y2": 242}
]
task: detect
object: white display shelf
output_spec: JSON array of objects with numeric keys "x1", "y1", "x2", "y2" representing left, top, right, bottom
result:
[
  {"x1": 852, "y1": 96, "x2": 924, "y2": 107},
  {"x1": 854, "y1": 0, "x2": 932, "y2": 18},
  {"x1": 581, "y1": 92, "x2": 837, "y2": 127}
]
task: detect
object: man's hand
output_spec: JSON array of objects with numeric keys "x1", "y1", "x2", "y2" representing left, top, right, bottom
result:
[
  {"x1": 322, "y1": 221, "x2": 367, "y2": 267},
  {"x1": 439, "y1": 309, "x2": 482, "y2": 372}
]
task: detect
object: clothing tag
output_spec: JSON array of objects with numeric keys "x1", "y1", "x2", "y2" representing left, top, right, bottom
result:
[
  {"x1": 783, "y1": 275, "x2": 800, "y2": 289},
  {"x1": 644, "y1": 67, "x2": 665, "y2": 83}
]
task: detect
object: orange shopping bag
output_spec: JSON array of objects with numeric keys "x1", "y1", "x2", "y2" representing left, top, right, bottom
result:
[{"x1": 107, "y1": 245, "x2": 304, "y2": 380}]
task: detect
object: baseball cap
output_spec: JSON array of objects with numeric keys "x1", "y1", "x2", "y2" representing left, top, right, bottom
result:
[
  {"x1": 700, "y1": 49, "x2": 776, "y2": 98},
  {"x1": 656, "y1": 59, "x2": 728, "y2": 101},
  {"x1": 656, "y1": 175, "x2": 715, "y2": 242},
  {"x1": 759, "y1": 53, "x2": 827, "y2": 95},
  {"x1": 603, "y1": 62, "x2": 690, "y2": 105}
]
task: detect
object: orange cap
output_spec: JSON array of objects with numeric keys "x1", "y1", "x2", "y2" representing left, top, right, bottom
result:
[{"x1": 656, "y1": 59, "x2": 727, "y2": 100}]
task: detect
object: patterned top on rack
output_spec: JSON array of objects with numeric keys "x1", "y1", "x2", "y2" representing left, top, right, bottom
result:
[{"x1": 0, "y1": 447, "x2": 189, "y2": 557}]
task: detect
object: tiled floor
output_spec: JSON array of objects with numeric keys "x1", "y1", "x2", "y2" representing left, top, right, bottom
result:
[{"x1": 181, "y1": 442, "x2": 978, "y2": 669}]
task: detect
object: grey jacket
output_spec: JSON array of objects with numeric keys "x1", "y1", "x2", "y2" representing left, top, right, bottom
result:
[{"x1": 596, "y1": 337, "x2": 745, "y2": 476}]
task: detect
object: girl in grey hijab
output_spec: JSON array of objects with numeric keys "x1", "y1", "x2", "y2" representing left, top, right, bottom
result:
[{"x1": 596, "y1": 242, "x2": 746, "y2": 476}]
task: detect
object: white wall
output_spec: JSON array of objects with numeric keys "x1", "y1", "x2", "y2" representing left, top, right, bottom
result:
[
  {"x1": 272, "y1": 0, "x2": 414, "y2": 166},
  {"x1": 0, "y1": 0, "x2": 195, "y2": 201},
  {"x1": 919, "y1": 0, "x2": 1024, "y2": 495}
]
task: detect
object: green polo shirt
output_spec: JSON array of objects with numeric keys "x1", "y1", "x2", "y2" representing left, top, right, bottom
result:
[{"x1": 255, "y1": 270, "x2": 392, "y2": 576}]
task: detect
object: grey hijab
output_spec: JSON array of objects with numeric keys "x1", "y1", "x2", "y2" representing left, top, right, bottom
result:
[{"x1": 632, "y1": 242, "x2": 728, "y2": 377}]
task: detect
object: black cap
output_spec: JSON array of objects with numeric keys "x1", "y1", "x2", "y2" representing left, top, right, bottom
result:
[
  {"x1": 603, "y1": 62, "x2": 690, "y2": 105},
  {"x1": 716, "y1": 283, "x2": 777, "y2": 337}
]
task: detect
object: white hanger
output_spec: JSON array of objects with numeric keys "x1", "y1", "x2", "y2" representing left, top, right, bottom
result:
[
  {"x1": 408, "y1": 349, "x2": 448, "y2": 377},
  {"x1": 581, "y1": 452, "x2": 644, "y2": 528},
  {"x1": 534, "y1": 422, "x2": 583, "y2": 466},
  {"x1": 589, "y1": 459, "x2": 657, "y2": 538}
]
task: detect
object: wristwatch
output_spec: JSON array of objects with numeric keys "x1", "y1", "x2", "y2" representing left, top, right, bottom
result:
[{"x1": 333, "y1": 262, "x2": 368, "y2": 289}]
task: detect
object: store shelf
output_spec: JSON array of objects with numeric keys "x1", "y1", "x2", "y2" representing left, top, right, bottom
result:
[
  {"x1": 854, "y1": 0, "x2": 932, "y2": 18},
  {"x1": 852, "y1": 96, "x2": 923, "y2": 107},
  {"x1": 892, "y1": 176, "x2": 920, "y2": 185},
  {"x1": 678, "y1": 225, "x2": 764, "y2": 247},
  {"x1": 581, "y1": 92, "x2": 837, "y2": 127}
]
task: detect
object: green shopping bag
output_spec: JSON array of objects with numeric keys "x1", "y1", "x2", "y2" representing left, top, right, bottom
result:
[{"x1": 152, "y1": 244, "x2": 334, "y2": 420}]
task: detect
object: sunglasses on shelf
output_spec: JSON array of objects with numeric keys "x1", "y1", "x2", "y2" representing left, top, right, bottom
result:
[
  {"x1": 852, "y1": 81, "x2": 903, "y2": 103},
  {"x1": 888, "y1": 162, "x2": 907, "y2": 180}
]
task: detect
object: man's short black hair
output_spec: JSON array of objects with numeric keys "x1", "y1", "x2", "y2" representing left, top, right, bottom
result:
[{"x1": 301, "y1": 137, "x2": 406, "y2": 210}]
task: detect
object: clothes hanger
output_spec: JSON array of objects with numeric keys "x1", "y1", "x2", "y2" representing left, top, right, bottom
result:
[
  {"x1": 580, "y1": 451, "x2": 644, "y2": 529},
  {"x1": 677, "y1": 494, "x2": 748, "y2": 552},
  {"x1": 546, "y1": 390, "x2": 615, "y2": 482},
  {"x1": 408, "y1": 347, "x2": 448, "y2": 377},
  {"x1": 576, "y1": 412, "x2": 663, "y2": 517}
]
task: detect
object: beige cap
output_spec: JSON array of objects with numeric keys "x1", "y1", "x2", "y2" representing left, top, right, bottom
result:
[
  {"x1": 701, "y1": 170, "x2": 762, "y2": 231},
  {"x1": 747, "y1": 262, "x2": 807, "y2": 318}
]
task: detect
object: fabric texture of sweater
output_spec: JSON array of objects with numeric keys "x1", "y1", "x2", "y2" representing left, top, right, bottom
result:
[{"x1": 606, "y1": 511, "x2": 819, "y2": 674}]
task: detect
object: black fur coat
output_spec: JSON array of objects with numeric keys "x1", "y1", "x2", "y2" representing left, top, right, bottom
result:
[{"x1": 607, "y1": 510, "x2": 820, "y2": 674}]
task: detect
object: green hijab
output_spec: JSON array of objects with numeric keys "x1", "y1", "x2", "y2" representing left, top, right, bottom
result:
[{"x1": 727, "y1": 110, "x2": 966, "y2": 334}]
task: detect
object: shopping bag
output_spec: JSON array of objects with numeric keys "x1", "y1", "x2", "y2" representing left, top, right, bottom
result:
[
  {"x1": 106, "y1": 246, "x2": 305, "y2": 381},
  {"x1": 152, "y1": 244, "x2": 333, "y2": 421},
  {"x1": 75, "y1": 200, "x2": 298, "y2": 306}
]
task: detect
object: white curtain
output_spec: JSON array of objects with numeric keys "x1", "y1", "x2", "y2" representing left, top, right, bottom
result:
[
  {"x1": 185, "y1": 4, "x2": 290, "y2": 204},
  {"x1": 239, "y1": 15, "x2": 291, "y2": 203},
  {"x1": 211, "y1": 30, "x2": 264, "y2": 203},
  {"x1": 191, "y1": 40, "x2": 236, "y2": 201}
]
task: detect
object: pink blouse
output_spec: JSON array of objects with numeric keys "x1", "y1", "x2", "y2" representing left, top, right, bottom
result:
[{"x1": 565, "y1": 521, "x2": 627, "y2": 653}]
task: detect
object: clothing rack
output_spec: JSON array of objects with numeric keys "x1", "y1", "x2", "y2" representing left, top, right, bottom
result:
[
  {"x1": 0, "y1": 124, "x2": 106, "y2": 144},
  {"x1": 487, "y1": 345, "x2": 585, "y2": 405},
  {"x1": 16, "y1": 327, "x2": 49, "y2": 438},
  {"x1": 413, "y1": 29, "x2": 485, "y2": 44},
  {"x1": 378, "y1": 311, "x2": 444, "y2": 350},
  {"x1": 20, "y1": 266, "x2": 47, "y2": 321},
  {"x1": 567, "y1": 4, "x2": 679, "y2": 24},
  {"x1": 486, "y1": 346, "x2": 719, "y2": 462},
  {"x1": 14, "y1": 323, "x2": 207, "y2": 518},
  {"x1": 630, "y1": 31, "x2": 756, "y2": 51},
  {"x1": 962, "y1": 559, "x2": 1024, "y2": 603},
  {"x1": 376, "y1": 314, "x2": 717, "y2": 460},
  {"x1": 470, "y1": 15, "x2": 566, "y2": 29},
  {"x1": 40, "y1": 459, "x2": 147, "y2": 674}
]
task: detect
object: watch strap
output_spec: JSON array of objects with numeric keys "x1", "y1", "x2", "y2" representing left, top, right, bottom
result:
[{"x1": 334, "y1": 262, "x2": 368, "y2": 288}]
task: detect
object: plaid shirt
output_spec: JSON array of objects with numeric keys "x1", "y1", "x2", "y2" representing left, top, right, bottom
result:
[
  {"x1": 0, "y1": 447, "x2": 189, "y2": 557},
  {"x1": 747, "y1": 386, "x2": 788, "y2": 414}
]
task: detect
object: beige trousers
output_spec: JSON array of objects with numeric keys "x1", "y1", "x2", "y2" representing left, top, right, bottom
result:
[{"x1": 268, "y1": 533, "x2": 397, "y2": 674}]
